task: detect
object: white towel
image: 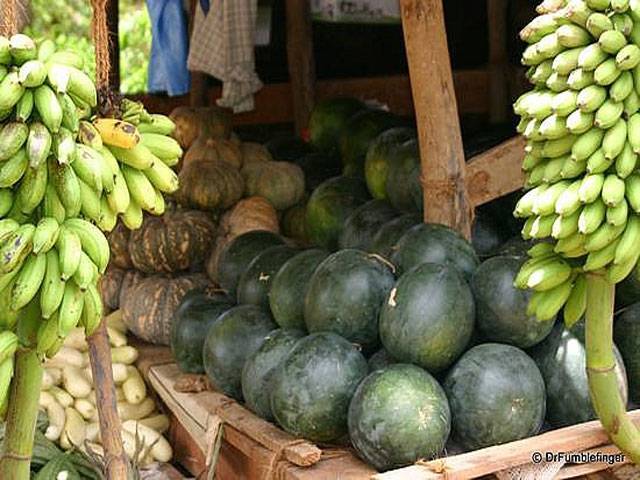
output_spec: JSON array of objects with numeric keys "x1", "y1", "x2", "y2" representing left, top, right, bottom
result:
[{"x1": 188, "y1": 0, "x2": 263, "y2": 113}]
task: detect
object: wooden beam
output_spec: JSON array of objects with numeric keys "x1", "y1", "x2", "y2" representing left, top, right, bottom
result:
[
  {"x1": 373, "y1": 410, "x2": 640, "y2": 480},
  {"x1": 465, "y1": 136, "x2": 525, "y2": 207},
  {"x1": 400, "y1": 0, "x2": 473, "y2": 238},
  {"x1": 134, "y1": 70, "x2": 490, "y2": 122},
  {"x1": 285, "y1": 0, "x2": 316, "y2": 134},
  {"x1": 487, "y1": 0, "x2": 509, "y2": 123}
]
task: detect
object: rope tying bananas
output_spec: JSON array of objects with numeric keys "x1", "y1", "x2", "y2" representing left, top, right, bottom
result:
[
  {"x1": 516, "y1": 0, "x2": 640, "y2": 462},
  {"x1": 0, "y1": 33, "x2": 181, "y2": 416}
]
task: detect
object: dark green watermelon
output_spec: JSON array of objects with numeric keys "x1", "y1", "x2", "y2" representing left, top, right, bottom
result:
[
  {"x1": 217, "y1": 231, "x2": 286, "y2": 296},
  {"x1": 614, "y1": 304, "x2": 640, "y2": 402},
  {"x1": 379, "y1": 263, "x2": 475, "y2": 373},
  {"x1": 472, "y1": 256, "x2": 555, "y2": 348},
  {"x1": 268, "y1": 249, "x2": 330, "y2": 330},
  {"x1": 241, "y1": 328, "x2": 305, "y2": 420},
  {"x1": 281, "y1": 201, "x2": 311, "y2": 246},
  {"x1": 338, "y1": 200, "x2": 398, "y2": 251},
  {"x1": 309, "y1": 98, "x2": 367, "y2": 155},
  {"x1": 496, "y1": 236, "x2": 534, "y2": 258},
  {"x1": 305, "y1": 176, "x2": 370, "y2": 250},
  {"x1": 304, "y1": 249, "x2": 396, "y2": 352},
  {"x1": 472, "y1": 211, "x2": 511, "y2": 258},
  {"x1": 339, "y1": 109, "x2": 404, "y2": 177},
  {"x1": 295, "y1": 152, "x2": 342, "y2": 192},
  {"x1": 265, "y1": 135, "x2": 314, "y2": 162},
  {"x1": 367, "y1": 349, "x2": 397, "y2": 372},
  {"x1": 391, "y1": 223, "x2": 480, "y2": 279},
  {"x1": 530, "y1": 322, "x2": 628, "y2": 427},
  {"x1": 270, "y1": 332, "x2": 368, "y2": 442},
  {"x1": 370, "y1": 214, "x2": 421, "y2": 258},
  {"x1": 364, "y1": 127, "x2": 416, "y2": 200},
  {"x1": 444, "y1": 343, "x2": 546, "y2": 450},
  {"x1": 171, "y1": 289, "x2": 235, "y2": 374},
  {"x1": 616, "y1": 264, "x2": 640, "y2": 308},
  {"x1": 385, "y1": 139, "x2": 423, "y2": 213},
  {"x1": 202, "y1": 305, "x2": 277, "y2": 400},
  {"x1": 236, "y1": 245, "x2": 299, "y2": 309},
  {"x1": 348, "y1": 364, "x2": 451, "y2": 471}
]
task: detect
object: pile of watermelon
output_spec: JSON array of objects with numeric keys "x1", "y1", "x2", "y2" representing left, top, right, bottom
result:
[{"x1": 170, "y1": 98, "x2": 640, "y2": 472}]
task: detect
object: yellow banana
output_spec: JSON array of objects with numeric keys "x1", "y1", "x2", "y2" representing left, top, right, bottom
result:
[{"x1": 93, "y1": 118, "x2": 140, "y2": 149}]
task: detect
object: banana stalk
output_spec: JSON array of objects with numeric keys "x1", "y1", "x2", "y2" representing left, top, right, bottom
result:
[
  {"x1": 0, "y1": 349, "x2": 43, "y2": 480},
  {"x1": 586, "y1": 272, "x2": 640, "y2": 464}
]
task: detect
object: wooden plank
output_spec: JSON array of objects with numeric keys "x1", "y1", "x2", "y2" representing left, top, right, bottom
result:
[
  {"x1": 373, "y1": 410, "x2": 640, "y2": 480},
  {"x1": 400, "y1": 0, "x2": 473, "y2": 238},
  {"x1": 133, "y1": 70, "x2": 490, "y2": 122},
  {"x1": 285, "y1": 0, "x2": 316, "y2": 133},
  {"x1": 487, "y1": 0, "x2": 509, "y2": 123},
  {"x1": 465, "y1": 136, "x2": 525, "y2": 206}
]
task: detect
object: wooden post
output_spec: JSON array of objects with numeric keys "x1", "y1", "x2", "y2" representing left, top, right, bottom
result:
[
  {"x1": 188, "y1": 0, "x2": 209, "y2": 107},
  {"x1": 399, "y1": 0, "x2": 473, "y2": 238},
  {"x1": 106, "y1": 0, "x2": 120, "y2": 91},
  {"x1": 487, "y1": 0, "x2": 509, "y2": 123},
  {"x1": 89, "y1": 1, "x2": 129, "y2": 477},
  {"x1": 285, "y1": 0, "x2": 316, "y2": 134}
]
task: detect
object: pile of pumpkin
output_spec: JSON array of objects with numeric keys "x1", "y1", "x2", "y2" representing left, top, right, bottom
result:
[{"x1": 100, "y1": 104, "x2": 315, "y2": 344}]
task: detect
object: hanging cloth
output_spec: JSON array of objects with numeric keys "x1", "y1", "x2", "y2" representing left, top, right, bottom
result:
[
  {"x1": 188, "y1": 0, "x2": 263, "y2": 113},
  {"x1": 146, "y1": 0, "x2": 191, "y2": 96}
]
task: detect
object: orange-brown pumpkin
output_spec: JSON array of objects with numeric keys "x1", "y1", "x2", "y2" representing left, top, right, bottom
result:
[
  {"x1": 108, "y1": 222, "x2": 133, "y2": 270},
  {"x1": 175, "y1": 160, "x2": 244, "y2": 212},
  {"x1": 241, "y1": 161, "x2": 305, "y2": 211},
  {"x1": 118, "y1": 270, "x2": 146, "y2": 308},
  {"x1": 240, "y1": 142, "x2": 272, "y2": 165},
  {"x1": 121, "y1": 273, "x2": 210, "y2": 345},
  {"x1": 169, "y1": 106, "x2": 232, "y2": 149},
  {"x1": 182, "y1": 136, "x2": 243, "y2": 170},
  {"x1": 128, "y1": 210, "x2": 217, "y2": 273},
  {"x1": 100, "y1": 266, "x2": 126, "y2": 312},
  {"x1": 205, "y1": 196, "x2": 280, "y2": 282}
]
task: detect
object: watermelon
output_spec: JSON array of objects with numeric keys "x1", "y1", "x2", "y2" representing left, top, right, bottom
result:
[
  {"x1": 444, "y1": 343, "x2": 546, "y2": 450},
  {"x1": 339, "y1": 109, "x2": 404, "y2": 177},
  {"x1": 391, "y1": 223, "x2": 479, "y2": 279},
  {"x1": 265, "y1": 135, "x2": 314, "y2": 162},
  {"x1": 295, "y1": 152, "x2": 342, "y2": 192},
  {"x1": 281, "y1": 202, "x2": 311, "y2": 246},
  {"x1": 348, "y1": 364, "x2": 451, "y2": 471},
  {"x1": 369, "y1": 214, "x2": 421, "y2": 259},
  {"x1": 472, "y1": 256, "x2": 555, "y2": 348},
  {"x1": 385, "y1": 139, "x2": 422, "y2": 213},
  {"x1": 530, "y1": 322, "x2": 628, "y2": 427},
  {"x1": 241, "y1": 328, "x2": 305, "y2": 420},
  {"x1": 304, "y1": 249, "x2": 396, "y2": 352},
  {"x1": 614, "y1": 304, "x2": 640, "y2": 402},
  {"x1": 268, "y1": 249, "x2": 330, "y2": 330},
  {"x1": 308, "y1": 98, "x2": 367, "y2": 155},
  {"x1": 236, "y1": 245, "x2": 299, "y2": 309},
  {"x1": 472, "y1": 211, "x2": 510, "y2": 258},
  {"x1": 202, "y1": 305, "x2": 276, "y2": 400},
  {"x1": 616, "y1": 263, "x2": 640, "y2": 308},
  {"x1": 379, "y1": 263, "x2": 475, "y2": 373},
  {"x1": 270, "y1": 332, "x2": 368, "y2": 442},
  {"x1": 338, "y1": 199, "x2": 398, "y2": 251},
  {"x1": 217, "y1": 231, "x2": 286, "y2": 296},
  {"x1": 171, "y1": 289, "x2": 235, "y2": 374},
  {"x1": 305, "y1": 176, "x2": 370, "y2": 250},
  {"x1": 496, "y1": 237, "x2": 534, "y2": 258},
  {"x1": 367, "y1": 349, "x2": 397, "y2": 372},
  {"x1": 364, "y1": 127, "x2": 416, "y2": 199}
]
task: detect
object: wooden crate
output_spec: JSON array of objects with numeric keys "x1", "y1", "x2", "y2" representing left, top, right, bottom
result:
[{"x1": 135, "y1": 345, "x2": 640, "y2": 480}]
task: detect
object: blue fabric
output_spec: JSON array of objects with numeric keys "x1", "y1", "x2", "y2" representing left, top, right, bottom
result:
[
  {"x1": 146, "y1": 0, "x2": 191, "y2": 96},
  {"x1": 200, "y1": 0, "x2": 210, "y2": 14}
]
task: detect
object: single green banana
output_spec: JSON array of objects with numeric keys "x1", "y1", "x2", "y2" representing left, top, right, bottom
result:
[
  {"x1": 555, "y1": 230, "x2": 588, "y2": 253},
  {"x1": 544, "y1": 156, "x2": 567, "y2": 182},
  {"x1": 571, "y1": 128, "x2": 605, "y2": 160},
  {"x1": 515, "y1": 184, "x2": 549, "y2": 218},
  {"x1": 586, "y1": 148, "x2": 614, "y2": 173},
  {"x1": 530, "y1": 214, "x2": 558, "y2": 238},
  {"x1": 556, "y1": 178, "x2": 583, "y2": 215},
  {"x1": 615, "y1": 141, "x2": 637, "y2": 178},
  {"x1": 42, "y1": 184, "x2": 66, "y2": 224},
  {"x1": 72, "y1": 144, "x2": 104, "y2": 193},
  {"x1": 586, "y1": 12, "x2": 614, "y2": 37},
  {"x1": 599, "y1": 29, "x2": 627, "y2": 53},
  {"x1": 528, "y1": 243, "x2": 556, "y2": 258},
  {"x1": 80, "y1": 283, "x2": 103, "y2": 336},
  {"x1": 0, "y1": 224, "x2": 35, "y2": 274},
  {"x1": 18, "y1": 59, "x2": 46, "y2": 87},
  {"x1": 557, "y1": 24, "x2": 592, "y2": 47},
  {"x1": 602, "y1": 174, "x2": 626, "y2": 206},
  {"x1": 578, "y1": 43, "x2": 608, "y2": 71},
  {"x1": 594, "y1": 98, "x2": 624, "y2": 128},
  {"x1": 15, "y1": 160, "x2": 47, "y2": 214},
  {"x1": 607, "y1": 199, "x2": 629, "y2": 225},
  {"x1": 0, "y1": 148, "x2": 28, "y2": 188},
  {"x1": 563, "y1": 275, "x2": 587, "y2": 328},
  {"x1": 64, "y1": 218, "x2": 110, "y2": 274},
  {"x1": 40, "y1": 249, "x2": 65, "y2": 319},
  {"x1": 15, "y1": 89, "x2": 33, "y2": 122},
  {"x1": 33, "y1": 84, "x2": 62, "y2": 133},
  {"x1": 0, "y1": 122, "x2": 29, "y2": 161},
  {"x1": 552, "y1": 209, "x2": 581, "y2": 239},
  {"x1": 526, "y1": 259, "x2": 573, "y2": 291},
  {"x1": 603, "y1": 118, "x2": 628, "y2": 159},
  {"x1": 72, "y1": 251, "x2": 97, "y2": 291},
  {"x1": 594, "y1": 58, "x2": 622, "y2": 85},
  {"x1": 56, "y1": 226, "x2": 82, "y2": 281},
  {"x1": 78, "y1": 120, "x2": 103, "y2": 150},
  {"x1": 577, "y1": 84, "x2": 608, "y2": 112},
  {"x1": 610, "y1": 71, "x2": 634, "y2": 102},
  {"x1": 625, "y1": 173, "x2": 640, "y2": 211},
  {"x1": 533, "y1": 279, "x2": 574, "y2": 321},
  {"x1": 584, "y1": 237, "x2": 620, "y2": 270},
  {"x1": 26, "y1": 121, "x2": 52, "y2": 168},
  {"x1": 56, "y1": 280, "x2": 84, "y2": 337},
  {"x1": 584, "y1": 221, "x2": 626, "y2": 251},
  {"x1": 579, "y1": 173, "x2": 606, "y2": 203},
  {"x1": 553, "y1": 47, "x2": 586, "y2": 74},
  {"x1": 10, "y1": 253, "x2": 46, "y2": 310},
  {"x1": 121, "y1": 164, "x2": 158, "y2": 212},
  {"x1": 614, "y1": 214, "x2": 640, "y2": 264},
  {"x1": 97, "y1": 196, "x2": 117, "y2": 232},
  {"x1": 616, "y1": 43, "x2": 640, "y2": 69},
  {"x1": 49, "y1": 158, "x2": 81, "y2": 218},
  {"x1": 78, "y1": 178, "x2": 102, "y2": 222},
  {"x1": 0, "y1": 72, "x2": 25, "y2": 111},
  {"x1": 562, "y1": 157, "x2": 588, "y2": 179},
  {"x1": 121, "y1": 199, "x2": 143, "y2": 230},
  {"x1": 579, "y1": 198, "x2": 606, "y2": 233},
  {"x1": 32, "y1": 217, "x2": 60, "y2": 255},
  {"x1": 568, "y1": 68, "x2": 594, "y2": 90},
  {"x1": 0, "y1": 189, "x2": 13, "y2": 218},
  {"x1": 534, "y1": 180, "x2": 572, "y2": 215}
]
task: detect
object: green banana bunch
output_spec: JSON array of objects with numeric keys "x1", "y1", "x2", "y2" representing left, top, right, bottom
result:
[{"x1": 514, "y1": 0, "x2": 640, "y2": 322}]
